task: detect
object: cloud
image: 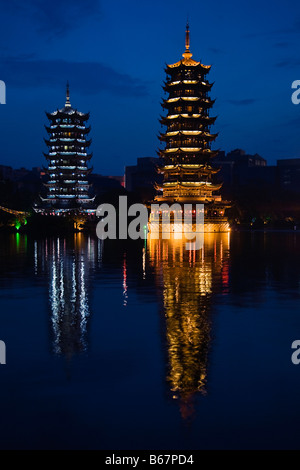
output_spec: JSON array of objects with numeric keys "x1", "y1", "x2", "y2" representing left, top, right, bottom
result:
[
  {"x1": 276, "y1": 19, "x2": 300, "y2": 35},
  {"x1": 227, "y1": 99, "x2": 257, "y2": 106},
  {"x1": 1, "y1": 56, "x2": 149, "y2": 97},
  {"x1": 208, "y1": 47, "x2": 225, "y2": 55},
  {"x1": 275, "y1": 58, "x2": 300, "y2": 68},
  {"x1": 2, "y1": 0, "x2": 101, "y2": 35},
  {"x1": 244, "y1": 18, "x2": 300, "y2": 38},
  {"x1": 273, "y1": 42, "x2": 290, "y2": 48},
  {"x1": 285, "y1": 116, "x2": 300, "y2": 126}
]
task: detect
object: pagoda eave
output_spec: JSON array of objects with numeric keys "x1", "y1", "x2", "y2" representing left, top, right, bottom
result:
[
  {"x1": 160, "y1": 165, "x2": 220, "y2": 175},
  {"x1": 159, "y1": 114, "x2": 217, "y2": 125},
  {"x1": 45, "y1": 125, "x2": 91, "y2": 135},
  {"x1": 163, "y1": 181, "x2": 222, "y2": 190},
  {"x1": 160, "y1": 148, "x2": 214, "y2": 156},
  {"x1": 165, "y1": 62, "x2": 211, "y2": 72},
  {"x1": 47, "y1": 110, "x2": 90, "y2": 122},
  {"x1": 159, "y1": 131, "x2": 218, "y2": 141},
  {"x1": 163, "y1": 82, "x2": 213, "y2": 92}
]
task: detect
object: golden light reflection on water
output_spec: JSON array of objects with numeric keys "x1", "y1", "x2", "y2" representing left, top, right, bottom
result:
[{"x1": 148, "y1": 232, "x2": 230, "y2": 419}]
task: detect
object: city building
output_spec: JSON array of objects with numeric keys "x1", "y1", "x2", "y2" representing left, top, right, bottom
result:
[
  {"x1": 277, "y1": 158, "x2": 300, "y2": 194},
  {"x1": 213, "y1": 149, "x2": 269, "y2": 189},
  {"x1": 125, "y1": 157, "x2": 162, "y2": 201},
  {"x1": 89, "y1": 173, "x2": 124, "y2": 197}
]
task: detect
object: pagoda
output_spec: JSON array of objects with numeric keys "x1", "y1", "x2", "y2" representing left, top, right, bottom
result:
[
  {"x1": 156, "y1": 23, "x2": 230, "y2": 230},
  {"x1": 36, "y1": 83, "x2": 95, "y2": 214}
]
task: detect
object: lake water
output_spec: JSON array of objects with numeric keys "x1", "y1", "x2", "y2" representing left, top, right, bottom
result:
[{"x1": 0, "y1": 231, "x2": 300, "y2": 449}]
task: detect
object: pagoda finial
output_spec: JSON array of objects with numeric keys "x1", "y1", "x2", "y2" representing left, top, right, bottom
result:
[
  {"x1": 65, "y1": 81, "x2": 71, "y2": 108},
  {"x1": 182, "y1": 21, "x2": 192, "y2": 60},
  {"x1": 185, "y1": 20, "x2": 190, "y2": 51}
]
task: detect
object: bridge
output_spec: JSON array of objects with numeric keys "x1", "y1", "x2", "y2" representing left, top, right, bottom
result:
[{"x1": 0, "y1": 205, "x2": 30, "y2": 229}]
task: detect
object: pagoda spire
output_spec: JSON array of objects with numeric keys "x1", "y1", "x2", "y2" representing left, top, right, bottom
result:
[
  {"x1": 65, "y1": 81, "x2": 71, "y2": 108},
  {"x1": 182, "y1": 21, "x2": 192, "y2": 60}
]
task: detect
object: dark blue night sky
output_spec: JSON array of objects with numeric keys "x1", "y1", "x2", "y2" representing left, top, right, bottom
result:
[{"x1": 0, "y1": 0, "x2": 300, "y2": 175}]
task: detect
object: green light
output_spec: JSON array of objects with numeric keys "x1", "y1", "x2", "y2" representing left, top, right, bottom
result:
[
  {"x1": 15, "y1": 232, "x2": 20, "y2": 249},
  {"x1": 15, "y1": 221, "x2": 21, "y2": 231}
]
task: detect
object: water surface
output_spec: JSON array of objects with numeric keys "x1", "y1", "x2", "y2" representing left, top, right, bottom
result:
[{"x1": 0, "y1": 231, "x2": 299, "y2": 449}]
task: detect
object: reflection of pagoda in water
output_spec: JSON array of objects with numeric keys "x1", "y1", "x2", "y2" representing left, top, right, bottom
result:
[
  {"x1": 34, "y1": 234, "x2": 102, "y2": 358},
  {"x1": 148, "y1": 233, "x2": 230, "y2": 419}
]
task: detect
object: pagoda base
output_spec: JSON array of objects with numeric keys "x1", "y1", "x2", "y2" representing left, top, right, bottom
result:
[
  {"x1": 154, "y1": 195, "x2": 223, "y2": 203},
  {"x1": 148, "y1": 219, "x2": 230, "y2": 234},
  {"x1": 149, "y1": 196, "x2": 231, "y2": 233}
]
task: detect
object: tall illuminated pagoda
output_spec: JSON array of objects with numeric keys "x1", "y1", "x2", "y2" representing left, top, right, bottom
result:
[
  {"x1": 156, "y1": 23, "x2": 230, "y2": 230},
  {"x1": 36, "y1": 83, "x2": 95, "y2": 214}
]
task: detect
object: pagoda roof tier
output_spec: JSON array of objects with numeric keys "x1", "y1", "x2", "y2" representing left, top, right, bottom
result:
[
  {"x1": 165, "y1": 61, "x2": 211, "y2": 72},
  {"x1": 46, "y1": 109, "x2": 89, "y2": 122},
  {"x1": 44, "y1": 181, "x2": 91, "y2": 188},
  {"x1": 45, "y1": 166, "x2": 92, "y2": 175},
  {"x1": 159, "y1": 180, "x2": 222, "y2": 191},
  {"x1": 163, "y1": 81, "x2": 213, "y2": 93},
  {"x1": 159, "y1": 147, "x2": 219, "y2": 157},
  {"x1": 76, "y1": 197, "x2": 95, "y2": 203},
  {"x1": 45, "y1": 124, "x2": 91, "y2": 134},
  {"x1": 159, "y1": 130, "x2": 218, "y2": 141},
  {"x1": 44, "y1": 152, "x2": 92, "y2": 160},
  {"x1": 40, "y1": 196, "x2": 95, "y2": 203},
  {"x1": 162, "y1": 97, "x2": 215, "y2": 109},
  {"x1": 158, "y1": 164, "x2": 220, "y2": 175},
  {"x1": 44, "y1": 138, "x2": 92, "y2": 147},
  {"x1": 47, "y1": 166, "x2": 92, "y2": 172},
  {"x1": 43, "y1": 190, "x2": 91, "y2": 195},
  {"x1": 159, "y1": 114, "x2": 217, "y2": 125}
]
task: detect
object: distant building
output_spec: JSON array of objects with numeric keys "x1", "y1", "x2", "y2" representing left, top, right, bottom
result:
[
  {"x1": 0, "y1": 165, "x2": 13, "y2": 181},
  {"x1": 0, "y1": 165, "x2": 44, "y2": 184},
  {"x1": 277, "y1": 158, "x2": 300, "y2": 194},
  {"x1": 108, "y1": 175, "x2": 124, "y2": 187},
  {"x1": 89, "y1": 173, "x2": 124, "y2": 196},
  {"x1": 214, "y1": 149, "x2": 269, "y2": 188},
  {"x1": 125, "y1": 157, "x2": 162, "y2": 200},
  {"x1": 226, "y1": 149, "x2": 267, "y2": 167}
]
